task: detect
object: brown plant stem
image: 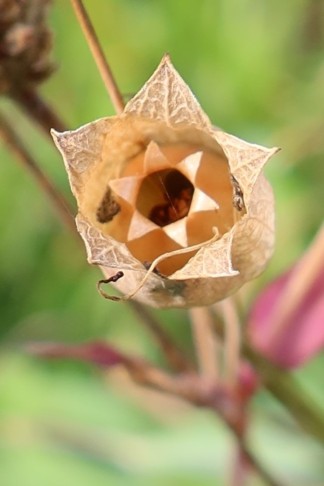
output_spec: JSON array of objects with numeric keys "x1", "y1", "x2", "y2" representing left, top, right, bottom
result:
[
  {"x1": 233, "y1": 436, "x2": 280, "y2": 486},
  {"x1": 211, "y1": 305, "x2": 324, "y2": 444},
  {"x1": 70, "y1": 0, "x2": 125, "y2": 114},
  {"x1": 190, "y1": 307, "x2": 220, "y2": 379},
  {"x1": 6, "y1": 92, "x2": 185, "y2": 373},
  {"x1": 129, "y1": 300, "x2": 193, "y2": 373},
  {"x1": 216, "y1": 298, "x2": 241, "y2": 387},
  {"x1": 244, "y1": 346, "x2": 324, "y2": 445},
  {"x1": 231, "y1": 445, "x2": 250, "y2": 486},
  {"x1": 30, "y1": 340, "x2": 282, "y2": 486},
  {"x1": 119, "y1": 361, "x2": 283, "y2": 486},
  {"x1": 0, "y1": 112, "x2": 75, "y2": 233},
  {"x1": 11, "y1": 88, "x2": 68, "y2": 135}
]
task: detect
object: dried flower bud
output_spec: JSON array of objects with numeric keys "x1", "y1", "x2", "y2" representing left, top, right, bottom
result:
[
  {"x1": 0, "y1": 0, "x2": 54, "y2": 95},
  {"x1": 248, "y1": 225, "x2": 324, "y2": 368},
  {"x1": 52, "y1": 56, "x2": 278, "y2": 308}
]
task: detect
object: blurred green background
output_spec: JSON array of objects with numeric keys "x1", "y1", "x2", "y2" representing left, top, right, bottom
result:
[{"x1": 0, "y1": 1, "x2": 324, "y2": 485}]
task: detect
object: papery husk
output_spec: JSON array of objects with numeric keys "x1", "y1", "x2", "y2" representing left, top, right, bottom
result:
[{"x1": 52, "y1": 55, "x2": 278, "y2": 308}]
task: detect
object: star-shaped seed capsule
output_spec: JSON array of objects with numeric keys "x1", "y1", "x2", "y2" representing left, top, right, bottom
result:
[{"x1": 52, "y1": 55, "x2": 278, "y2": 308}]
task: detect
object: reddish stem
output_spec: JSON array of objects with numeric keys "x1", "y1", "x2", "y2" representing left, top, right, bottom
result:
[{"x1": 11, "y1": 88, "x2": 68, "y2": 135}]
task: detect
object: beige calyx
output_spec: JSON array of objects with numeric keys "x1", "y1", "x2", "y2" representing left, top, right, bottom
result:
[{"x1": 51, "y1": 55, "x2": 278, "y2": 307}]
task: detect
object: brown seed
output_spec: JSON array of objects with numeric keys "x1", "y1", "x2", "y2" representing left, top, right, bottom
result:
[{"x1": 231, "y1": 175, "x2": 245, "y2": 212}]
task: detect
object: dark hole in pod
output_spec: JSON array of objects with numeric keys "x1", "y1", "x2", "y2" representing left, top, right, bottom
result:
[{"x1": 137, "y1": 169, "x2": 194, "y2": 227}]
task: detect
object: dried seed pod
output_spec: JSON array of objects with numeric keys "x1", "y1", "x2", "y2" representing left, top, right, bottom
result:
[
  {"x1": 0, "y1": 0, "x2": 54, "y2": 95},
  {"x1": 52, "y1": 55, "x2": 278, "y2": 308}
]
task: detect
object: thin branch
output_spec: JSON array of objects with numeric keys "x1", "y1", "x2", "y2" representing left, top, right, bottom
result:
[
  {"x1": 118, "y1": 359, "x2": 283, "y2": 486},
  {"x1": 244, "y1": 345, "x2": 324, "y2": 445},
  {"x1": 231, "y1": 445, "x2": 250, "y2": 486},
  {"x1": 70, "y1": 0, "x2": 125, "y2": 114},
  {"x1": 215, "y1": 298, "x2": 241, "y2": 388},
  {"x1": 30, "y1": 339, "x2": 283, "y2": 486},
  {"x1": 7, "y1": 91, "x2": 189, "y2": 380},
  {"x1": 11, "y1": 88, "x2": 68, "y2": 135},
  {"x1": 0, "y1": 112, "x2": 76, "y2": 234},
  {"x1": 190, "y1": 307, "x2": 220, "y2": 379},
  {"x1": 129, "y1": 300, "x2": 193, "y2": 373},
  {"x1": 211, "y1": 306, "x2": 324, "y2": 444},
  {"x1": 233, "y1": 436, "x2": 281, "y2": 486},
  {"x1": 6, "y1": 2, "x2": 187, "y2": 382}
]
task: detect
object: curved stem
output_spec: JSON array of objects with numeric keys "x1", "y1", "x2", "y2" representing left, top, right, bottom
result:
[
  {"x1": 190, "y1": 307, "x2": 220, "y2": 379},
  {"x1": 8, "y1": 90, "x2": 190, "y2": 383},
  {"x1": 244, "y1": 346, "x2": 324, "y2": 444},
  {"x1": 211, "y1": 305, "x2": 324, "y2": 443},
  {"x1": 0, "y1": 112, "x2": 75, "y2": 233},
  {"x1": 216, "y1": 298, "x2": 241, "y2": 388},
  {"x1": 122, "y1": 363, "x2": 283, "y2": 486},
  {"x1": 70, "y1": 0, "x2": 125, "y2": 113},
  {"x1": 233, "y1": 436, "x2": 281, "y2": 486},
  {"x1": 31, "y1": 339, "x2": 284, "y2": 486},
  {"x1": 129, "y1": 300, "x2": 193, "y2": 373},
  {"x1": 11, "y1": 88, "x2": 68, "y2": 135}
]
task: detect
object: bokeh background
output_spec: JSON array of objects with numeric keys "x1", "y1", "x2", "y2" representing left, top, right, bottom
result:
[{"x1": 0, "y1": 1, "x2": 324, "y2": 485}]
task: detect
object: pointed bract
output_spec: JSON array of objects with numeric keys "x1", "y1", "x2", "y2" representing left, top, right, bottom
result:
[
  {"x1": 76, "y1": 214, "x2": 143, "y2": 271},
  {"x1": 213, "y1": 130, "x2": 279, "y2": 205},
  {"x1": 124, "y1": 55, "x2": 211, "y2": 130},
  {"x1": 172, "y1": 231, "x2": 239, "y2": 279}
]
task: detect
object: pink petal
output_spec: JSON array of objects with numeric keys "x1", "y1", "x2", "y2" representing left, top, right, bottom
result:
[{"x1": 248, "y1": 227, "x2": 324, "y2": 368}]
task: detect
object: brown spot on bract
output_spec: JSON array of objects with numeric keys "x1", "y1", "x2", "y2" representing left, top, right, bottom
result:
[{"x1": 96, "y1": 188, "x2": 120, "y2": 223}]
